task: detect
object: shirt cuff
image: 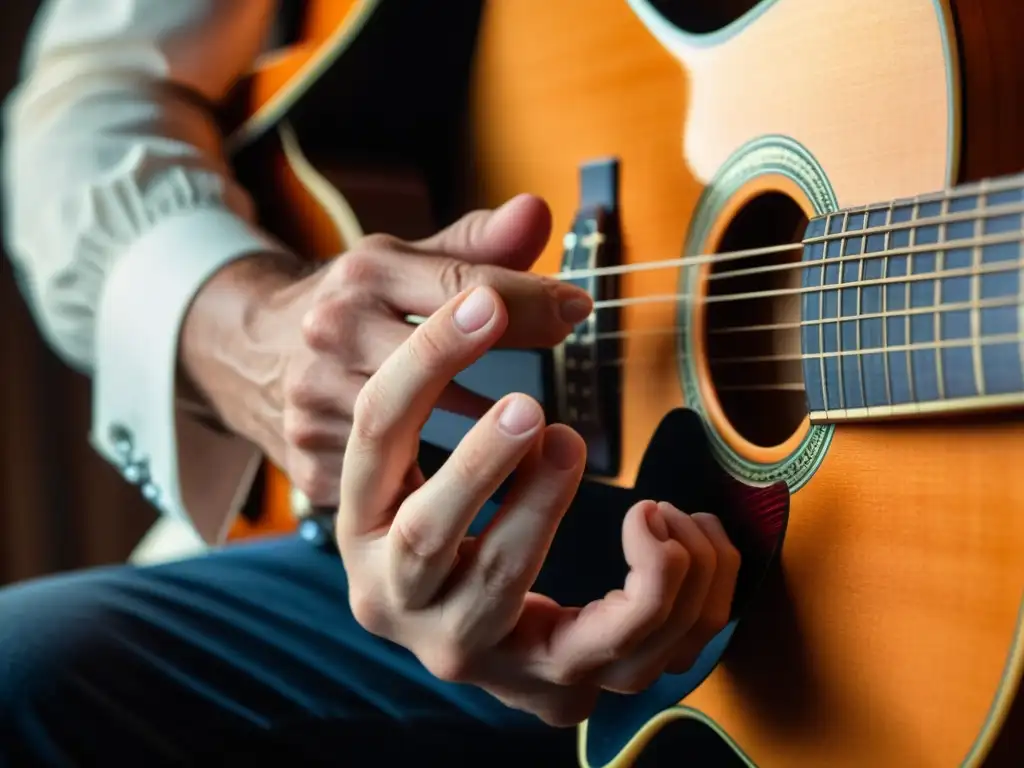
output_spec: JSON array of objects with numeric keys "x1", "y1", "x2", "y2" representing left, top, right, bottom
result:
[{"x1": 90, "y1": 207, "x2": 285, "y2": 544}]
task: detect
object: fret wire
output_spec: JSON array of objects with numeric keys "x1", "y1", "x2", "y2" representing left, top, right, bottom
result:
[
  {"x1": 972, "y1": 180, "x2": 987, "y2": 396},
  {"x1": 856, "y1": 219, "x2": 868, "y2": 409},
  {"x1": 836, "y1": 212, "x2": 849, "y2": 413},
  {"x1": 558, "y1": 210, "x2": 1024, "y2": 284},
  {"x1": 882, "y1": 200, "x2": 894, "y2": 407},
  {"x1": 933, "y1": 195, "x2": 947, "y2": 400},
  {"x1": 707, "y1": 228, "x2": 1024, "y2": 282},
  {"x1": 808, "y1": 332, "x2": 1024, "y2": 359},
  {"x1": 804, "y1": 173, "x2": 1023, "y2": 227},
  {"x1": 598, "y1": 332, "x2": 1024, "y2": 370},
  {"x1": 800, "y1": 197, "x2": 1024, "y2": 246},
  {"x1": 589, "y1": 295, "x2": 1024, "y2": 342},
  {"x1": 818, "y1": 213, "x2": 829, "y2": 417},
  {"x1": 905, "y1": 207, "x2": 917, "y2": 404},
  {"x1": 809, "y1": 390, "x2": 1024, "y2": 423},
  {"x1": 595, "y1": 255, "x2": 1024, "y2": 310}
]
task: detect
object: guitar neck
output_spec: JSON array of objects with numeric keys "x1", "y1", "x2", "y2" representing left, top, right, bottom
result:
[{"x1": 801, "y1": 173, "x2": 1024, "y2": 423}]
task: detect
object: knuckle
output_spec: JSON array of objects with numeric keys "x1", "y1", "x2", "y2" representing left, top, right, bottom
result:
[
  {"x1": 407, "y1": 322, "x2": 451, "y2": 374},
  {"x1": 301, "y1": 303, "x2": 339, "y2": 350},
  {"x1": 631, "y1": 589, "x2": 678, "y2": 640},
  {"x1": 720, "y1": 540, "x2": 742, "y2": 576},
  {"x1": 357, "y1": 232, "x2": 403, "y2": 255},
  {"x1": 437, "y1": 257, "x2": 475, "y2": 297},
  {"x1": 540, "y1": 696, "x2": 597, "y2": 728},
  {"x1": 303, "y1": 294, "x2": 363, "y2": 352},
  {"x1": 348, "y1": 588, "x2": 388, "y2": 635},
  {"x1": 282, "y1": 375, "x2": 315, "y2": 409},
  {"x1": 290, "y1": 463, "x2": 335, "y2": 504},
  {"x1": 691, "y1": 535, "x2": 718, "y2": 575},
  {"x1": 692, "y1": 513, "x2": 741, "y2": 571},
  {"x1": 477, "y1": 547, "x2": 530, "y2": 598},
  {"x1": 333, "y1": 249, "x2": 382, "y2": 287},
  {"x1": 447, "y1": 441, "x2": 489, "y2": 486},
  {"x1": 613, "y1": 665, "x2": 663, "y2": 696},
  {"x1": 393, "y1": 512, "x2": 446, "y2": 563},
  {"x1": 668, "y1": 541, "x2": 693, "y2": 575},
  {"x1": 351, "y1": 380, "x2": 389, "y2": 442},
  {"x1": 423, "y1": 648, "x2": 473, "y2": 684},
  {"x1": 282, "y1": 412, "x2": 322, "y2": 451},
  {"x1": 547, "y1": 665, "x2": 585, "y2": 688}
]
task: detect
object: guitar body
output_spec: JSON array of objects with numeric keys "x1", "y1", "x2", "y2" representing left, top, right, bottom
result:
[
  {"x1": 224, "y1": 0, "x2": 1024, "y2": 765},
  {"x1": 466, "y1": 4, "x2": 1024, "y2": 767}
]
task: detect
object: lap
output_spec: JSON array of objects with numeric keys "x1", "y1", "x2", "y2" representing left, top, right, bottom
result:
[
  {"x1": 0, "y1": 480, "x2": 638, "y2": 766},
  {"x1": 0, "y1": 481, "x2": 734, "y2": 766},
  {"x1": 0, "y1": 535, "x2": 571, "y2": 765}
]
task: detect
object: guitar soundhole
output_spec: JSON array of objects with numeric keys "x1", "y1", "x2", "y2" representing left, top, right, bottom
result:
[{"x1": 705, "y1": 192, "x2": 808, "y2": 448}]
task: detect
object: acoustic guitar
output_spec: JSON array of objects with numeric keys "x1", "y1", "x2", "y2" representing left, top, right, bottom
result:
[{"x1": 218, "y1": 0, "x2": 1024, "y2": 765}]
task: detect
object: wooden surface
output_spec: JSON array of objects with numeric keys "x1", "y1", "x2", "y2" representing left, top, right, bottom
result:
[{"x1": 464, "y1": 1, "x2": 1024, "y2": 766}]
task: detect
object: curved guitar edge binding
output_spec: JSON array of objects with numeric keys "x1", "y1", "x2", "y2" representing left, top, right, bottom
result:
[
  {"x1": 577, "y1": 705, "x2": 757, "y2": 768},
  {"x1": 226, "y1": 0, "x2": 385, "y2": 154}
]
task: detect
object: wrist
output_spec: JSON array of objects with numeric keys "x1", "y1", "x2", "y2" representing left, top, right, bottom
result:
[{"x1": 178, "y1": 251, "x2": 312, "y2": 441}]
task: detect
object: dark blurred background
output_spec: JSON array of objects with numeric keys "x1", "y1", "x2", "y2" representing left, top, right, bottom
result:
[{"x1": 0, "y1": 1, "x2": 156, "y2": 586}]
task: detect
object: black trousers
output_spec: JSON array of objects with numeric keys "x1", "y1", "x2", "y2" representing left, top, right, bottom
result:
[{"x1": 0, "y1": 482, "x2": 740, "y2": 767}]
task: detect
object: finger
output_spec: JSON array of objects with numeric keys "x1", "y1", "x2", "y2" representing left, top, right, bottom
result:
[
  {"x1": 387, "y1": 393, "x2": 545, "y2": 609},
  {"x1": 282, "y1": 408, "x2": 351, "y2": 452},
  {"x1": 665, "y1": 513, "x2": 741, "y2": 674},
  {"x1": 338, "y1": 286, "x2": 508, "y2": 543},
  {"x1": 483, "y1": 674, "x2": 600, "y2": 729},
  {"x1": 526, "y1": 501, "x2": 691, "y2": 685},
  {"x1": 447, "y1": 425, "x2": 586, "y2": 648},
  {"x1": 287, "y1": 447, "x2": 345, "y2": 507},
  {"x1": 436, "y1": 383, "x2": 495, "y2": 421},
  {"x1": 412, "y1": 194, "x2": 553, "y2": 273},
  {"x1": 283, "y1": 359, "x2": 363, "y2": 415},
  {"x1": 597, "y1": 504, "x2": 719, "y2": 693},
  {"x1": 370, "y1": 250, "x2": 592, "y2": 349},
  {"x1": 354, "y1": 318, "x2": 494, "y2": 419}
]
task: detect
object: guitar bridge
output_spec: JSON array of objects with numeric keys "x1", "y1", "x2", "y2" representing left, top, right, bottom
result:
[{"x1": 552, "y1": 158, "x2": 623, "y2": 477}]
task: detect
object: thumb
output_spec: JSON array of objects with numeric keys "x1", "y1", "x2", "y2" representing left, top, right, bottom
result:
[{"x1": 413, "y1": 194, "x2": 553, "y2": 272}]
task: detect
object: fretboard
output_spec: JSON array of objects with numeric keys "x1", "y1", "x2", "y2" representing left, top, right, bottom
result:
[{"x1": 800, "y1": 173, "x2": 1024, "y2": 422}]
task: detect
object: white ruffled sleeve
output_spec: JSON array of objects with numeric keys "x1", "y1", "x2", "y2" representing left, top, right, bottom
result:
[{"x1": 2, "y1": 0, "x2": 282, "y2": 543}]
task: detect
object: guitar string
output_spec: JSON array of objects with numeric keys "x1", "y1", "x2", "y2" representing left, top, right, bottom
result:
[
  {"x1": 587, "y1": 294, "x2": 1021, "y2": 342},
  {"x1": 584, "y1": 253, "x2": 1023, "y2": 311},
  {"x1": 550, "y1": 197, "x2": 1024, "y2": 282},
  {"x1": 402, "y1": 204, "x2": 1022, "y2": 324},
  {"x1": 404, "y1": 185, "x2": 1022, "y2": 374},
  {"x1": 590, "y1": 331, "x2": 1024, "y2": 386},
  {"x1": 553, "y1": 178, "x2": 1022, "y2": 388},
  {"x1": 548, "y1": 198, "x2": 1019, "y2": 282}
]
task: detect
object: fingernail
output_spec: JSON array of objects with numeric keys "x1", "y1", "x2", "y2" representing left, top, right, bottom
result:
[
  {"x1": 541, "y1": 427, "x2": 581, "y2": 470},
  {"x1": 644, "y1": 502, "x2": 670, "y2": 541},
  {"x1": 558, "y1": 290, "x2": 593, "y2": 325},
  {"x1": 453, "y1": 287, "x2": 495, "y2": 333},
  {"x1": 497, "y1": 395, "x2": 542, "y2": 435}
]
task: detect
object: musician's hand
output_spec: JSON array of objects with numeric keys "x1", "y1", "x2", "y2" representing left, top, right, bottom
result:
[
  {"x1": 336, "y1": 286, "x2": 742, "y2": 726},
  {"x1": 182, "y1": 194, "x2": 592, "y2": 507}
]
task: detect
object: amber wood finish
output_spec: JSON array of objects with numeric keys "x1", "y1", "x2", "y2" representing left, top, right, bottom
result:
[
  {"x1": 221, "y1": 0, "x2": 367, "y2": 540},
  {"x1": 464, "y1": 1, "x2": 1024, "y2": 766},
  {"x1": 226, "y1": 0, "x2": 1024, "y2": 765}
]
